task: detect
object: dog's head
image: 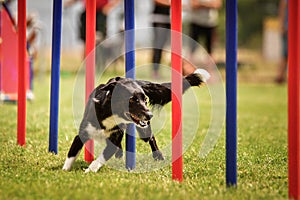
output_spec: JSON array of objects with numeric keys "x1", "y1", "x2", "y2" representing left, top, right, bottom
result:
[{"x1": 94, "y1": 77, "x2": 153, "y2": 128}]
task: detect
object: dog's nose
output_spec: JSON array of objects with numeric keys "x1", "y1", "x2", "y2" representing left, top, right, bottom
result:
[{"x1": 145, "y1": 111, "x2": 153, "y2": 120}]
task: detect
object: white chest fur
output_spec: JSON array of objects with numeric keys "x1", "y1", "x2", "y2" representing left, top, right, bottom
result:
[
  {"x1": 102, "y1": 115, "x2": 129, "y2": 130},
  {"x1": 85, "y1": 123, "x2": 106, "y2": 141},
  {"x1": 85, "y1": 115, "x2": 129, "y2": 141}
]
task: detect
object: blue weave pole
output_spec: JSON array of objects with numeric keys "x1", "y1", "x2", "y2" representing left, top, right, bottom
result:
[
  {"x1": 49, "y1": 0, "x2": 62, "y2": 154},
  {"x1": 124, "y1": 0, "x2": 136, "y2": 170},
  {"x1": 225, "y1": 0, "x2": 238, "y2": 186}
]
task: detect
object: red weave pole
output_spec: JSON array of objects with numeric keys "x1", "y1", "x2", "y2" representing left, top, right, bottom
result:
[
  {"x1": 288, "y1": 0, "x2": 300, "y2": 199},
  {"x1": 84, "y1": 0, "x2": 96, "y2": 163},
  {"x1": 17, "y1": 0, "x2": 27, "y2": 146},
  {"x1": 171, "y1": 0, "x2": 183, "y2": 182}
]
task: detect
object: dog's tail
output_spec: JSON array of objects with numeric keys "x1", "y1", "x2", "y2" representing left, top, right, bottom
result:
[
  {"x1": 139, "y1": 69, "x2": 210, "y2": 107},
  {"x1": 161, "y1": 68, "x2": 210, "y2": 92},
  {"x1": 183, "y1": 69, "x2": 210, "y2": 90}
]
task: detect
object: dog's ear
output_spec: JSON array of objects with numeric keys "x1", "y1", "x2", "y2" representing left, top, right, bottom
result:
[
  {"x1": 93, "y1": 78, "x2": 122, "y2": 105},
  {"x1": 106, "y1": 76, "x2": 122, "y2": 85},
  {"x1": 98, "y1": 77, "x2": 123, "y2": 92},
  {"x1": 93, "y1": 88, "x2": 114, "y2": 105},
  {"x1": 100, "y1": 82, "x2": 117, "y2": 92}
]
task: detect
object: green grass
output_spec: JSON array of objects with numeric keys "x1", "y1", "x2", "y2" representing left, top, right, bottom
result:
[{"x1": 0, "y1": 71, "x2": 287, "y2": 199}]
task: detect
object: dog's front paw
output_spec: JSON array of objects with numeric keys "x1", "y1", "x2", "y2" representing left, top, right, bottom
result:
[
  {"x1": 62, "y1": 162, "x2": 71, "y2": 171},
  {"x1": 115, "y1": 148, "x2": 123, "y2": 159},
  {"x1": 84, "y1": 167, "x2": 91, "y2": 173},
  {"x1": 84, "y1": 160, "x2": 102, "y2": 173},
  {"x1": 152, "y1": 151, "x2": 165, "y2": 161},
  {"x1": 62, "y1": 157, "x2": 75, "y2": 171}
]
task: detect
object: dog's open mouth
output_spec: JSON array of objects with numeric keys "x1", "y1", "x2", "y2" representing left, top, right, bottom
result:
[{"x1": 126, "y1": 112, "x2": 149, "y2": 127}]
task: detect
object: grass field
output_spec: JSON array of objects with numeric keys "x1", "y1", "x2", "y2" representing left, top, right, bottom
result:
[{"x1": 0, "y1": 52, "x2": 288, "y2": 199}]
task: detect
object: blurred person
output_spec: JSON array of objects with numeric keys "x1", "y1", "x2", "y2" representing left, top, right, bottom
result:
[
  {"x1": 275, "y1": 0, "x2": 288, "y2": 84},
  {"x1": 186, "y1": 0, "x2": 222, "y2": 83},
  {"x1": 3, "y1": 0, "x2": 41, "y2": 97},
  {"x1": 26, "y1": 13, "x2": 40, "y2": 60},
  {"x1": 64, "y1": 0, "x2": 120, "y2": 59},
  {"x1": 188, "y1": 0, "x2": 222, "y2": 60},
  {"x1": 4, "y1": 0, "x2": 40, "y2": 58},
  {"x1": 150, "y1": 0, "x2": 198, "y2": 78},
  {"x1": 151, "y1": 0, "x2": 170, "y2": 79}
]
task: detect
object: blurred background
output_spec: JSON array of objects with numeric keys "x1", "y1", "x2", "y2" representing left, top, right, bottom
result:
[{"x1": 3, "y1": 0, "x2": 284, "y2": 83}]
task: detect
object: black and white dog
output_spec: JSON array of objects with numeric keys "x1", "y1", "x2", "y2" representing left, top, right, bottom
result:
[{"x1": 62, "y1": 69, "x2": 210, "y2": 172}]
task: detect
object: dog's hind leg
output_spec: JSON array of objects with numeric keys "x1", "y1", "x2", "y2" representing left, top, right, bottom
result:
[
  {"x1": 85, "y1": 130, "x2": 124, "y2": 173},
  {"x1": 136, "y1": 126, "x2": 165, "y2": 161},
  {"x1": 62, "y1": 130, "x2": 90, "y2": 171}
]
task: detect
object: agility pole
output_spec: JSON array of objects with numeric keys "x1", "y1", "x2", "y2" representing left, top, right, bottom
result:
[
  {"x1": 17, "y1": 0, "x2": 27, "y2": 146},
  {"x1": 288, "y1": 0, "x2": 300, "y2": 199},
  {"x1": 49, "y1": 0, "x2": 62, "y2": 154},
  {"x1": 225, "y1": 0, "x2": 238, "y2": 186},
  {"x1": 84, "y1": 0, "x2": 96, "y2": 163},
  {"x1": 171, "y1": 0, "x2": 183, "y2": 182},
  {"x1": 124, "y1": 0, "x2": 136, "y2": 170}
]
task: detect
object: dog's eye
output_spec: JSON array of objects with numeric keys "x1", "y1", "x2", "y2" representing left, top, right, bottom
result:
[{"x1": 130, "y1": 97, "x2": 139, "y2": 103}]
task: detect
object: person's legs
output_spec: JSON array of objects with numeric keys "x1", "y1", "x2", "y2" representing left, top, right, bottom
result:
[
  {"x1": 95, "y1": 11, "x2": 107, "y2": 68},
  {"x1": 204, "y1": 27, "x2": 213, "y2": 55},
  {"x1": 152, "y1": 25, "x2": 163, "y2": 73},
  {"x1": 275, "y1": 33, "x2": 288, "y2": 84},
  {"x1": 189, "y1": 25, "x2": 218, "y2": 83},
  {"x1": 96, "y1": 11, "x2": 107, "y2": 42},
  {"x1": 189, "y1": 23, "x2": 201, "y2": 55},
  {"x1": 151, "y1": 23, "x2": 170, "y2": 79},
  {"x1": 79, "y1": 11, "x2": 87, "y2": 60},
  {"x1": 275, "y1": 57, "x2": 287, "y2": 84}
]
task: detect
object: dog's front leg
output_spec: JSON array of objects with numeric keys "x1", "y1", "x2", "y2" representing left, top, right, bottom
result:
[
  {"x1": 62, "y1": 133, "x2": 89, "y2": 171},
  {"x1": 85, "y1": 130, "x2": 124, "y2": 173},
  {"x1": 115, "y1": 142, "x2": 123, "y2": 159},
  {"x1": 149, "y1": 136, "x2": 164, "y2": 160},
  {"x1": 136, "y1": 126, "x2": 164, "y2": 161}
]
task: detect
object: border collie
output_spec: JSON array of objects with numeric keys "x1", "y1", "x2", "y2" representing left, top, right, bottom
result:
[{"x1": 62, "y1": 69, "x2": 210, "y2": 172}]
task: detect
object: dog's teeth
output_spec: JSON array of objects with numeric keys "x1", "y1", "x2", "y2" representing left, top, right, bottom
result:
[{"x1": 140, "y1": 121, "x2": 148, "y2": 126}]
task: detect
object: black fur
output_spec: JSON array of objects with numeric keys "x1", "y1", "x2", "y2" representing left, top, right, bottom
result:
[{"x1": 62, "y1": 72, "x2": 206, "y2": 172}]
